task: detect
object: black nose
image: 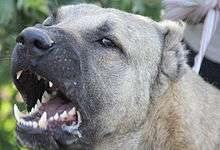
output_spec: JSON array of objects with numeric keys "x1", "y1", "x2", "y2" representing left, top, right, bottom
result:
[{"x1": 16, "y1": 27, "x2": 54, "y2": 51}]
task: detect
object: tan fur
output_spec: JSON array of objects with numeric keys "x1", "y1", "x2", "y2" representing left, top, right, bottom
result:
[
  {"x1": 13, "y1": 4, "x2": 220, "y2": 149},
  {"x1": 141, "y1": 69, "x2": 220, "y2": 150}
]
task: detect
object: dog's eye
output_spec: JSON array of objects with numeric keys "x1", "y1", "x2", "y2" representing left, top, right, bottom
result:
[{"x1": 99, "y1": 38, "x2": 116, "y2": 48}]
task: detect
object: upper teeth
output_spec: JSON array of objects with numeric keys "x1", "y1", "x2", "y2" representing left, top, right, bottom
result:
[
  {"x1": 49, "y1": 81, "x2": 53, "y2": 87},
  {"x1": 16, "y1": 70, "x2": 23, "y2": 79},
  {"x1": 14, "y1": 104, "x2": 26, "y2": 122},
  {"x1": 42, "y1": 91, "x2": 51, "y2": 103},
  {"x1": 13, "y1": 70, "x2": 80, "y2": 130}
]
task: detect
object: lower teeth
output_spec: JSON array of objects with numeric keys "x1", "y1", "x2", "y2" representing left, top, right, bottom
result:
[{"x1": 13, "y1": 103, "x2": 78, "y2": 129}]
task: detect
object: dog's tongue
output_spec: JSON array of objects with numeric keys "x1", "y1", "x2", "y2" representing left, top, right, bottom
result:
[
  {"x1": 37, "y1": 96, "x2": 75, "y2": 118},
  {"x1": 39, "y1": 96, "x2": 70, "y2": 113}
]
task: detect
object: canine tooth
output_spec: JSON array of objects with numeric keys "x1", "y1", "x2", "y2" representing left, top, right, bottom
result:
[
  {"x1": 54, "y1": 113, "x2": 59, "y2": 121},
  {"x1": 16, "y1": 70, "x2": 23, "y2": 79},
  {"x1": 77, "y1": 111, "x2": 82, "y2": 124},
  {"x1": 68, "y1": 107, "x2": 76, "y2": 116},
  {"x1": 42, "y1": 91, "x2": 51, "y2": 103},
  {"x1": 33, "y1": 121, "x2": 38, "y2": 128},
  {"x1": 14, "y1": 104, "x2": 20, "y2": 122},
  {"x1": 37, "y1": 75, "x2": 41, "y2": 80},
  {"x1": 71, "y1": 111, "x2": 81, "y2": 127},
  {"x1": 38, "y1": 112, "x2": 47, "y2": 129},
  {"x1": 60, "y1": 111, "x2": 68, "y2": 119},
  {"x1": 14, "y1": 104, "x2": 24, "y2": 122},
  {"x1": 49, "y1": 81, "x2": 53, "y2": 87}
]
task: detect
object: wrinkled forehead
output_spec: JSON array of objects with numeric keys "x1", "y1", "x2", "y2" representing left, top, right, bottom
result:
[
  {"x1": 57, "y1": 4, "x2": 103, "y2": 20},
  {"x1": 55, "y1": 4, "x2": 123, "y2": 32}
]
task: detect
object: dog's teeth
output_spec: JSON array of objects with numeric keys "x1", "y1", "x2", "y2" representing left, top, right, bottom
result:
[
  {"x1": 77, "y1": 111, "x2": 82, "y2": 124},
  {"x1": 42, "y1": 91, "x2": 51, "y2": 103},
  {"x1": 77, "y1": 131, "x2": 82, "y2": 138},
  {"x1": 33, "y1": 121, "x2": 38, "y2": 128},
  {"x1": 60, "y1": 111, "x2": 68, "y2": 119},
  {"x1": 30, "y1": 107, "x2": 35, "y2": 114},
  {"x1": 49, "y1": 81, "x2": 53, "y2": 87},
  {"x1": 22, "y1": 121, "x2": 27, "y2": 126},
  {"x1": 38, "y1": 112, "x2": 47, "y2": 129},
  {"x1": 14, "y1": 104, "x2": 25, "y2": 122},
  {"x1": 34, "y1": 106, "x2": 38, "y2": 113},
  {"x1": 68, "y1": 107, "x2": 76, "y2": 116},
  {"x1": 37, "y1": 99, "x2": 42, "y2": 107},
  {"x1": 25, "y1": 122, "x2": 30, "y2": 126},
  {"x1": 37, "y1": 75, "x2": 41, "y2": 80},
  {"x1": 14, "y1": 104, "x2": 20, "y2": 122},
  {"x1": 21, "y1": 120, "x2": 28, "y2": 126},
  {"x1": 49, "y1": 117, "x2": 54, "y2": 121},
  {"x1": 16, "y1": 70, "x2": 23, "y2": 79},
  {"x1": 27, "y1": 121, "x2": 33, "y2": 127},
  {"x1": 34, "y1": 102, "x2": 39, "y2": 112},
  {"x1": 54, "y1": 113, "x2": 59, "y2": 121},
  {"x1": 20, "y1": 119, "x2": 25, "y2": 125}
]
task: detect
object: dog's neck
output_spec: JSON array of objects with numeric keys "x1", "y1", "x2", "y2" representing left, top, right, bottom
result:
[{"x1": 96, "y1": 69, "x2": 220, "y2": 150}]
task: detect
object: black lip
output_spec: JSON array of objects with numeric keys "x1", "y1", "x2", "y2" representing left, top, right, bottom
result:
[
  {"x1": 16, "y1": 120, "x2": 85, "y2": 150},
  {"x1": 11, "y1": 40, "x2": 87, "y2": 149},
  {"x1": 12, "y1": 66, "x2": 84, "y2": 148},
  {"x1": 16, "y1": 124, "x2": 46, "y2": 134},
  {"x1": 16, "y1": 125, "x2": 60, "y2": 150}
]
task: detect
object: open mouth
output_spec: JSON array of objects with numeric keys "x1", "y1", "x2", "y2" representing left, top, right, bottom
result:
[{"x1": 13, "y1": 69, "x2": 82, "y2": 142}]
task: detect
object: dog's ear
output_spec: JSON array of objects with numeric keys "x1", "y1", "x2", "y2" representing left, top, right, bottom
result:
[{"x1": 159, "y1": 21, "x2": 187, "y2": 81}]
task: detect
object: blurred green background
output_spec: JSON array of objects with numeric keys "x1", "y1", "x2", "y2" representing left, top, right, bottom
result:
[{"x1": 0, "y1": 0, "x2": 161, "y2": 149}]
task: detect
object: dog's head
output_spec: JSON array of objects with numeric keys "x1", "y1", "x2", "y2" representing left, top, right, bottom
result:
[{"x1": 11, "y1": 4, "x2": 186, "y2": 150}]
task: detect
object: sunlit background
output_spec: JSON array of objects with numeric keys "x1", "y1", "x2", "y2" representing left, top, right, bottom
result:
[{"x1": 0, "y1": 0, "x2": 161, "y2": 149}]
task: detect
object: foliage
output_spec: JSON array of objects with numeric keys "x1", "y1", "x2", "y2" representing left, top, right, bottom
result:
[{"x1": 0, "y1": 0, "x2": 161, "y2": 149}]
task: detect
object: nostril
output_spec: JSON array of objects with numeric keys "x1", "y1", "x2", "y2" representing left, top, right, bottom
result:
[
  {"x1": 33, "y1": 39, "x2": 53, "y2": 50},
  {"x1": 16, "y1": 35, "x2": 25, "y2": 45},
  {"x1": 34, "y1": 39, "x2": 44, "y2": 49},
  {"x1": 16, "y1": 27, "x2": 54, "y2": 51}
]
